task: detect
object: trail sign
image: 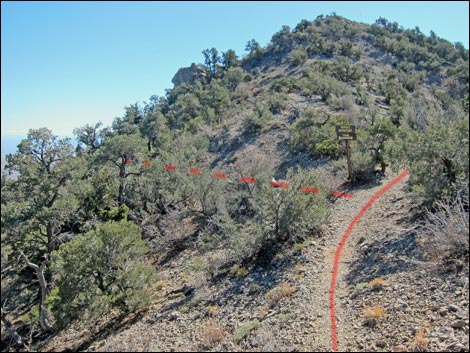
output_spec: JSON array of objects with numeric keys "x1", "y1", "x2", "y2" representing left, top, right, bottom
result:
[
  {"x1": 336, "y1": 125, "x2": 356, "y2": 140},
  {"x1": 335, "y1": 125, "x2": 356, "y2": 181}
]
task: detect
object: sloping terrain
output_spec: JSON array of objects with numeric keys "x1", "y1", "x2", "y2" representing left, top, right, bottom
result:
[
  {"x1": 37, "y1": 170, "x2": 468, "y2": 352},
  {"x1": 2, "y1": 14, "x2": 468, "y2": 353}
]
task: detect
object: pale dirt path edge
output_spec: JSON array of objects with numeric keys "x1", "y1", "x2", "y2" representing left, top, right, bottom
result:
[{"x1": 330, "y1": 170, "x2": 409, "y2": 351}]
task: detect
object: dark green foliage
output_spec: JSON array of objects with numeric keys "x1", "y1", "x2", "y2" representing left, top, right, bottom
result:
[
  {"x1": 94, "y1": 133, "x2": 149, "y2": 206},
  {"x1": 200, "y1": 81, "x2": 231, "y2": 122},
  {"x1": 73, "y1": 122, "x2": 109, "y2": 154},
  {"x1": 381, "y1": 73, "x2": 408, "y2": 105},
  {"x1": 243, "y1": 99, "x2": 273, "y2": 134},
  {"x1": 221, "y1": 49, "x2": 239, "y2": 69},
  {"x1": 50, "y1": 220, "x2": 155, "y2": 329},
  {"x1": 270, "y1": 76, "x2": 297, "y2": 94},
  {"x1": 290, "y1": 110, "x2": 347, "y2": 157},
  {"x1": 112, "y1": 103, "x2": 143, "y2": 135},
  {"x1": 330, "y1": 56, "x2": 364, "y2": 83},
  {"x1": 300, "y1": 68, "x2": 350, "y2": 102},
  {"x1": 73, "y1": 167, "x2": 117, "y2": 228},
  {"x1": 140, "y1": 102, "x2": 172, "y2": 153},
  {"x1": 290, "y1": 46, "x2": 308, "y2": 66},
  {"x1": 202, "y1": 47, "x2": 220, "y2": 76},
  {"x1": 3, "y1": 128, "x2": 81, "y2": 256},
  {"x1": 99, "y1": 205, "x2": 129, "y2": 222},
  {"x1": 334, "y1": 118, "x2": 397, "y2": 182},
  {"x1": 333, "y1": 149, "x2": 376, "y2": 182},
  {"x1": 360, "y1": 118, "x2": 397, "y2": 173},
  {"x1": 243, "y1": 39, "x2": 263, "y2": 66},
  {"x1": 200, "y1": 168, "x2": 330, "y2": 263},
  {"x1": 268, "y1": 92, "x2": 289, "y2": 114},
  {"x1": 2, "y1": 14, "x2": 468, "y2": 343},
  {"x1": 223, "y1": 67, "x2": 244, "y2": 91},
  {"x1": 386, "y1": 117, "x2": 469, "y2": 205},
  {"x1": 244, "y1": 112, "x2": 268, "y2": 134}
]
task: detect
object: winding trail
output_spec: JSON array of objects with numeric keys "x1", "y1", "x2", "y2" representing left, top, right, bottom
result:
[
  {"x1": 328, "y1": 170, "x2": 409, "y2": 351},
  {"x1": 299, "y1": 170, "x2": 410, "y2": 352}
]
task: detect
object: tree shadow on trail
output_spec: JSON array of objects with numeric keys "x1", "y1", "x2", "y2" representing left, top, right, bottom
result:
[
  {"x1": 345, "y1": 229, "x2": 424, "y2": 285},
  {"x1": 43, "y1": 310, "x2": 147, "y2": 352}
]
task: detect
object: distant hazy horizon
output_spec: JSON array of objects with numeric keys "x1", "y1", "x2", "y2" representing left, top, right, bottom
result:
[
  {"x1": 2, "y1": 1, "x2": 469, "y2": 138},
  {"x1": 1, "y1": 135, "x2": 25, "y2": 157},
  {"x1": 1, "y1": 134, "x2": 77, "y2": 157}
]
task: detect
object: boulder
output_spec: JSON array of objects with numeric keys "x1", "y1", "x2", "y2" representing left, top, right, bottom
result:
[{"x1": 171, "y1": 63, "x2": 206, "y2": 86}]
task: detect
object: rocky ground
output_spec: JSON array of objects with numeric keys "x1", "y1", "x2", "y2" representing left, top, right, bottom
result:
[{"x1": 36, "y1": 169, "x2": 469, "y2": 352}]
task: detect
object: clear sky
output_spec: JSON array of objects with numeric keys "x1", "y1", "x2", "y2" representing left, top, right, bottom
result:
[{"x1": 1, "y1": 1, "x2": 469, "y2": 140}]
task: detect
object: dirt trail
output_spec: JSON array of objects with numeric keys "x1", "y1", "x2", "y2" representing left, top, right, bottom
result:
[
  {"x1": 39, "y1": 171, "x2": 414, "y2": 353},
  {"x1": 299, "y1": 171, "x2": 409, "y2": 352}
]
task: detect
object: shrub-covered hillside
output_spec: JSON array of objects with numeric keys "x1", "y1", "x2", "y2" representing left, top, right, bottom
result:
[{"x1": 1, "y1": 14, "x2": 468, "y2": 352}]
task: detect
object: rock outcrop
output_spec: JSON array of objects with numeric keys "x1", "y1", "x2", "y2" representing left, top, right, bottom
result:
[{"x1": 171, "y1": 63, "x2": 206, "y2": 87}]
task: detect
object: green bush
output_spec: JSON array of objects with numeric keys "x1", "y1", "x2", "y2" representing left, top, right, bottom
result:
[
  {"x1": 233, "y1": 319, "x2": 260, "y2": 343},
  {"x1": 243, "y1": 73, "x2": 253, "y2": 82},
  {"x1": 289, "y1": 111, "x2": 345, "y2": 157},
  {"x1": 243, "y1": 100, "x2": 273, "y2": 134},
  {"x1": 333, "y1": 150, "x2": 376, "y2": 182},
  {"x1": 244, "y1": 112, "x2": 267, "y2": 134},
  {"x1": 200, "y1": 168, "x2": 330, "y2": 263},
  {"x1": 270, "y1": 76, "x2": 294, "y2": 93},
  {"x1": 50, "y1": 220, "x2": 156, "y2": 329},
  {"x1": 385, "y1": 117, "x2": 469, "y2": 205},
  {"x1": 359, "y1": 118, "x2": 398, "y2": 173},
  {"x1": 178, "y1": 165, "x2": 227, "y2": 217},
  {"x1": 299, "y1": 71, "x2": 350, "y2": 102},
  {"x1": 290, "y1": 47, "x2": 308, "y2": 66},
  {"x1": 269, "y1": 93, "x2": 289, "y2": 114}
]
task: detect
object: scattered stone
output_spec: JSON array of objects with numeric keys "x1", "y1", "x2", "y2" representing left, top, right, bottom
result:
[
  {"x1": 439, "y1": 308, "x2": 448, "y2": 316},
  {"x1": 168, "y1": 312, "x2": 180, "y2": 321},
  {"x1": 450, "y1": 320, "x2": 466, "y2": 328},
  {"x1": 376, "y1": 340, "x2": 387, "y2": 348}
]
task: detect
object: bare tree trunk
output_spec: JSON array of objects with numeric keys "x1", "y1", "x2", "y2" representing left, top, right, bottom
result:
[
  {"x1": 19, "y1": 251, "x2": 53, "y2": 332},
  {"x1": 119, "y1": 164, "x2": 126, "y2": 206},
  {"x1": 46, "y1": 222, "x2": 55, "y2": 254}
]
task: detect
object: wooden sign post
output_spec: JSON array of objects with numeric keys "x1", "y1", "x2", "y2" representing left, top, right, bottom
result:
[{"x1": 336, "y1": 125, "x2": 357, "y2": 181}]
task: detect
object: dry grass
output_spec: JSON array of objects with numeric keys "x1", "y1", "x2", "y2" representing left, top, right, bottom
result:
[
  {"x1": 198, "y1": 319, "x2": 228, "y2": 348},
  {"x1": 294, "y1": 243, "x2": 305, "y2": 252},
  {"x1": 421, "y1": 191, "x2": 469, "y2": 266},
  {"x1": 205, "y1": 305, "x2": 219, "y2": 317},
  {"x1": 265, "y1": 284, "x2": 294, "y2": 308},
  {"x1": 155, "y1": 279, "x2": 166, "y2": 290},
  {"x1": 364, "y1": 305, "x2": 386, "y2": 319},
  {"x1": 206, "y1": 253, "x2": 225, "y2": 278},
  {"x1": 408, "y1": 324, "x2": 431, "y2": 352},
  {"x1": 258, "y1": 307, "x2": 267, "y2": 318},
  {"x1": 230, "y1": 265, "x2": 248, "y2": 278},
  {"x1": 364, "y1": 305, "x2": 386, "y2": 327},
  {"x1": 178, "y1": 271, "x2": 188, "y2": 280},
  {"x1": 369, "y1": 277, "x2": 386, "y2": 289}
]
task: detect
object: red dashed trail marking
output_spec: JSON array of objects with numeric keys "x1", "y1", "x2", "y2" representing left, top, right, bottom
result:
[{"x1": 328, "y1": 170, "x2": 409, "y2": 351}]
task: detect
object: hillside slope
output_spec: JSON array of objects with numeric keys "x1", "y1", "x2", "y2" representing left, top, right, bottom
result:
[
  {"x1": 38, "y1": 170, "x2": 468, "y2": 352},
  {"x1": 2, "y1": 14, "x2": 468, "y2": 353}
]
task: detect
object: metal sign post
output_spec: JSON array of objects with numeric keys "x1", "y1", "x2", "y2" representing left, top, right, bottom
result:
[{"x1": 336, "y1": 125, "x2": 357, "y2": 182}]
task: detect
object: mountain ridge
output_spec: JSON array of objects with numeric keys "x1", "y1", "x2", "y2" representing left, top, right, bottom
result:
[{"x1": 1, "y1": 14, "x2": 468, "y2": 352}]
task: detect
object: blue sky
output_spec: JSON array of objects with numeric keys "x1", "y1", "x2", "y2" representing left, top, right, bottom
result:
[{"x1": 1, "y1": 1, "x2": 469, "y2": 143}]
